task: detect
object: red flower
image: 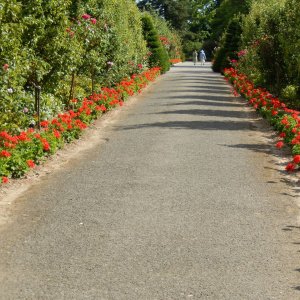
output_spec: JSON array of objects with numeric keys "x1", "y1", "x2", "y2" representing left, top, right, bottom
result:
[
  {"x1": 53, "y1": 129, "x2": 61, "y2": 139},
  {"x1": 276, "y1": 141, "x2": 284, "y2": 149},
  {"x1": 279, "y1": 132, "x2": 286, "y2": 138},
  {"x1": 271, "y1": 110, "x2": 278, "y2": 116},
  {"x1": 40, "y1": 120, "x2": 49, "y2": 128},
  {"x1": 42, "y1": 140, "x2": 50, "y2": 151},
  {"x1": 17, "y1": 131, "x2": 30, "y2": 141},
  {"x1": 293, "y1": 155, "x2": 300, "y2": 164},
  {"x1": 2, "y1": 176, "x2": 9, "y2": 183},
  {"x1": 0, "y1": 150, "x2": 11, "y2": 157},
  {"x1": 285, "y1": 163, "x2": 296, "y2": 172},
  {"x1": 27, "y1": 160, "x2": 35, "y2": 168},
  {"x1": 281, "y1": 118, "x2": 289, "y2": 125},
  {"x1": 90, "y1": 18, "x2": 97, "y2": 24}
]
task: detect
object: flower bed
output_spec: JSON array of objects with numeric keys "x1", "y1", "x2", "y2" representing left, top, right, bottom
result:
[
  {"x1": 224, "y1": 67, "x2": 300, "y2": 172},
  {"x1": 0, "y1": 67, "x2": 161, "y2": 183}
]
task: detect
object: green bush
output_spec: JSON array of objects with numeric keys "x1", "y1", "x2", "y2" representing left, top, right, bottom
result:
[
  {"x1": 141, "y1": 13, "x2": 170, "y2": 73},
  {"x1": 150, "y1": 11, "x2": 183, "y2": 60},
  {"x1": 0, "y1": 0, "x2": 149, "y2": 133},
  {"x1": 212, "y1": 16, "x2": 242, "y2": 73},
  {"x1": 236, "y1": 0, "x2": 300, "y2": 103},
  {"x1": 279, "y1": 0, "x2": 300, "y2": 105}
]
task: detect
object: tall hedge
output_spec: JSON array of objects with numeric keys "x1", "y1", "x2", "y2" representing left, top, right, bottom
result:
[
  {"x1": 235, "y1": 0, "x2": 300, "y2": 107},
  {"x1": 212, "y1": 16, "x2": 242, "y2": 73},
  {"x1": 149, "y1": 11, "x2": 183, "y2": 60},
  {"x1": 0, "y1": 0, "x2": 148, "y2": 133},
  {"x1": 279, "y1": 0, "x2": 300, "y2": 102},
  {"x1": 141, "y1": 13, "x2": 170, "y2": 74}
]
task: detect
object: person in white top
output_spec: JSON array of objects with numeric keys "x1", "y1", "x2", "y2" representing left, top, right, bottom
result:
[{"x1": 199, "y1": 49, "x2": 206, "y2": 65}]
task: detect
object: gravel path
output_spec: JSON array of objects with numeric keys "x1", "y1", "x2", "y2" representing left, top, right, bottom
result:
[{"x1": 0, "y1": 62, "x2": 300, "y2": 299}]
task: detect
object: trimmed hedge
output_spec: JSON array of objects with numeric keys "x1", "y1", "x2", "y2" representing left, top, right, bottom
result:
[{"x1": 141, "y1": 14, "x2": 170, "y2": 74}]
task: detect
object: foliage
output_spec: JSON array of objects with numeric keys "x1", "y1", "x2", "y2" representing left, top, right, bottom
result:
[
  {"x1": 224, "y1": 67, "x2": 300, "y2": 172},
  {"x1": 137, "y1": 0, "x2": 191, "y2": 31},
  {"x1": 149, "y1": 10, "x2": 183, "y2": 60},
  {"x1": 236, "y1": 0, "x2": 300, "y2": 108},
  {"x1": 279, "y1": 0, "x2": 300, "y2": 102},
  {"x1": 141, "y1": 13, "x2": 170, "y2": 73},
  {"x1": 212, "y1": 15, "x2": 242, "y2": 72},
  {"x1": 0, "y1": 0, "x2": 149, "y2": 134},
  {"x1": 211, "y1": 0, "x2": 250, "y2": 41},
  {"x1": 137, "y1": 0, "x2": 219, "y2": 58},
  {"x1": 0, "y1": 67, "x2": 161, "y2": 182}
]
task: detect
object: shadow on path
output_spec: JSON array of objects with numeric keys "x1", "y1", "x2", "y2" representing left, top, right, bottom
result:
[
  {"x1": 155, "y1": 109, "x2": 249, "y2": 119},
  {"x1": 169, "y1": 100, "x2": 243, "y2": 108},
  {"x1": 119, "y1": 120, "x2": 252, "y2": 131}
]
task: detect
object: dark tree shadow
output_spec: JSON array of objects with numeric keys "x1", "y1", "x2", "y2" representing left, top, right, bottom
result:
[
  {"x1": 223, "y1": 143, "x2": 273, "y2": 155},
  {"x1": 169, "y1": 100, "x2": 243, "y2": 108},
  {"x1": 155, "y1": 109, "x2": 249, "y2": 119},
  {"x1": 157, "y1": 94, "x2": 238, "y2": 102},
  {"x1": 174, "y1": 87, "x2": 232, "y2": 93},
  {"x1": 119, "y1": 120, "x2": 253, "y2": 131}
]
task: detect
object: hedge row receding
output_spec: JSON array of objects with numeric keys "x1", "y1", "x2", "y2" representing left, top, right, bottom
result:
[
  {"x1": 0, "y1": 0, "x2": 180, "y2": 134},
  {"x1": 0, "y1": 67, "x2": 161, "y2": 183}
]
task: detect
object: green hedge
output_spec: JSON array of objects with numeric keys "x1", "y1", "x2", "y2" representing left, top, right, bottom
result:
[
  {"x1": 0, "y1": 0, "x2": 148, "y2": 133},
  {"x1": 141, "y1": 13, "x2": 170, "y2": 74},
  {"x1": 212, "y1": 16, "x2": 242, "y2": 73},
  {"x1": 237, "y1": 0, "x2": 300, "y2": 107}
]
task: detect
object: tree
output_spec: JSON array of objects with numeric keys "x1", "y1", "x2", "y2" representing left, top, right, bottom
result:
[
  {"x1": 141, "y1": 13, "x2": 170, "y2": 73},
  {"x1": 211, "y1": 0, "x2": 250, "y2": 41},
  {"x1": 212, "y1": 15, "x2": 242, "y2": 72},
  {"x1": 137, "y1": 0, "x2": 191, "y2": 31}
]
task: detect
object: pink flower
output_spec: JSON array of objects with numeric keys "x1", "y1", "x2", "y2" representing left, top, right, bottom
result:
[
  {"x1": 90, "y1": 18, "x2": 97, "y2": 24},
  {"x1": 2, "y1": 64, "x2": 9, "y2": 71},
  {"x1": 82, "y1": 14, "x2": 91, "y2": 20}
]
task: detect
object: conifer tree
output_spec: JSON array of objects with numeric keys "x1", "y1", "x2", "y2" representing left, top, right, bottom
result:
[{"x1": 141, "y1": 14, "x2": 170, "y2": 73}]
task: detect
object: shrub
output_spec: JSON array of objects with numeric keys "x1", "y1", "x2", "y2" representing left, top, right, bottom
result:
[
  {"x1": 236, "y1": 0, "x2": 300, "y2": 109},
  {"x1": 212, "y1": 16, "x2": 242, "y2": 73},
  {"x1": 0, "y1": 0, "x2": 149, "y2": 133},
  {"x1": 141, "y1": 13, "x2": 170, "y2": 73}
]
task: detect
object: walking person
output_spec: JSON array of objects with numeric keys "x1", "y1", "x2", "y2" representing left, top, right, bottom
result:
[
  {"x1": 192, "y1": 50, "x2": 198, "y2": 66},
  {"x1": 199, "y1": 49, "x2": 206, "y2": 65}
]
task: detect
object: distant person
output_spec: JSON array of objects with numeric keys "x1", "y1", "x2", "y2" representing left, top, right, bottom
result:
[
  {"x1": 199, "y1": 49, "x2": 206, "y2": 65},
  {"x1": 192, "y1": 50, "x2": 198, "y2": 66}
]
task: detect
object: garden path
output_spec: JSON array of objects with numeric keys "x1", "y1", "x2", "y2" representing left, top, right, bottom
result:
[{"x1": 0, "y1": 62, "x2": 300, "y2": 299}]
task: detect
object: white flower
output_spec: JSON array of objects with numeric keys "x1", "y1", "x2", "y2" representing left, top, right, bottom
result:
[{"x1": 7, "y1": 88, "x2": 13, "y2": 93}]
